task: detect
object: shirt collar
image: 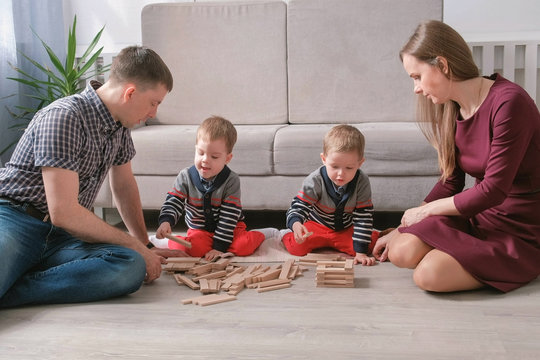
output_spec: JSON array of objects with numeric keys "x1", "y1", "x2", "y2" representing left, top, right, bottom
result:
[{"x1": 85, "y1": 80, "x2": 122, "y2": 136}]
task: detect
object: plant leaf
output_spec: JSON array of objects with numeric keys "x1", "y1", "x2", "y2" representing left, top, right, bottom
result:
[{"x1": 65, "y1": 15, "x2": 77, "y2": 71}]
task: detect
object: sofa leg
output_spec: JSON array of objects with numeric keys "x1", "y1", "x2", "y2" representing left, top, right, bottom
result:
[{"x1": 94, "y1": 207, "x2": 105, "y2": 221}]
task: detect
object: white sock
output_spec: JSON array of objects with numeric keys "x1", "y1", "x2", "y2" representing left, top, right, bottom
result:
[
  {"x1": 253, "y1": 227, "x2": 281, "y2": 240},
  {"x1": 148, "y1": 235, "x2": 171, "y2": 249}
]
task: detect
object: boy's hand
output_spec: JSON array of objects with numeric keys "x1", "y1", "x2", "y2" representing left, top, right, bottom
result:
[
  {"x1": 205, "y1": 249, "x2": 223, "y2": 261},
  {"x1": 354, "y1": 252, "x2": 376, "y2": 266},
  {"x1": 292, "y1": 222, "x2": 310, "y2": 244},
  {"x1": 156, "y1": 222, "x2": 172, "y2": 239}
]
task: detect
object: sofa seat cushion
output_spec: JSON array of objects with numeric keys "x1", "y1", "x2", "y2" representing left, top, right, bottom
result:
[
  {"x1": 273, "y1": 123, "x2": 439, "y2": 176},
  {"x1": 131, "y1": 124, "x2": 285, "y2": 176}
]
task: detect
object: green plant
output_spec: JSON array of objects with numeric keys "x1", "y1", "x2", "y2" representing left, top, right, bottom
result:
[{"x1": 1, "y1": 15, "x2": 110, "y2": 155}]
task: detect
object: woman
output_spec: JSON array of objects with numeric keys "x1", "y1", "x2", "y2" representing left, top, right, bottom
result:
[{"x1": 373, "y1": 20, "x2": 540, "y2": 292}]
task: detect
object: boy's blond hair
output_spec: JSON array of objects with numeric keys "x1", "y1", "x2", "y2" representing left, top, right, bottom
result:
[
  {"x1": 197, "y1": 116, "x2": 237, "y2": 154},
  {"x1": 323, "y1": 124, "x2": 365, "y2": 159}
]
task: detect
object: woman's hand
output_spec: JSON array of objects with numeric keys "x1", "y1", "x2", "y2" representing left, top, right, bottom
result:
[
  {"x1": 372, "y1": 228, "x2": 397, "y2": 262},
  {"x1": 401, "y1": 205, "x2": 430, "y2": 227}
]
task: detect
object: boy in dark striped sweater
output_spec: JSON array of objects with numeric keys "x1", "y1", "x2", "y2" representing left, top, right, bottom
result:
[
  {"x1": 153, "y1": 116, "x2": 271, "y2": 261},
  {"x1": 282, "y1": 125, "x2": 379, "y2": 265}
]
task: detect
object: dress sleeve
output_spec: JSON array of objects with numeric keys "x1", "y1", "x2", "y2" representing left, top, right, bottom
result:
[
  {"x1": 424, "y1": 166, "x2": 466, "y2": 203},
  {"x1": 454, "y1": 92, "x2": 536, "y2": 216}
]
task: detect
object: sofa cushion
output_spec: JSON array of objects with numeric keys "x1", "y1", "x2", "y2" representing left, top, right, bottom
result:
[
  {"x1": 131, "y1": 124, "x2": 284, "y2": 176},
  {"x1": 141, "y1": 1, "x2": 288, "y2": 126},
  {"x1": 273, "y1": 123, "x2": 439, "y2": 176},
  {"x1": 287, "y1": 0, "x2": 443, "y2": 124}
]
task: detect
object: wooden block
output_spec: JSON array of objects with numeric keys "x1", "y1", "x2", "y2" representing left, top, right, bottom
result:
[
  {"x1": 316, "y1": 279, "x2": 354, "y2": 285},
  {"x1": 256, "y1": 283, "x2": 292, "y2": 293},
  {"x1": 288, "y1": 265, "x2": 300, "y2": 279},
  {"x1": 298, "y1": 261, "x2": 319, "y2": 267},
  {"x1": 212, "y1": 258, "x2": 232, "y2": 270},
  {"x1": 279, "y1": 259, "x2": 295, "y2": 279},
  {"x1": 181, "y1": 294, "x2": 209, "y2": 305},
  {"x1": 194, "y1": 294, "x2": 237, "y2": 306},
  {"x1": 303, "y1": 253, "x2": 343, "y2": 261},
  {"x1": 188, "y1": 263, "x2": 213, "y2": 276},
  {"x1": 165, "y1": 234, "x2": 192, "y2": 248},
  {"x1": 174, "y1": 274, "x2": 200, "y2": 290},
  {"x1": 316, "y1": 283, "x2": 354, "y2": 288},
  {"x1": 199, "y1": 278, "x2": 210, "y2": 294},
  {"x1": 166, "y1": 257, "x2": 201, "y2": 263},
  {"x1": 257, "y1": 268, "x2": 282, "y2": 282},
  {"x1": 192, "y1": 270, "x2": 228, "y2": 282},
  {"x1": 257, "y1": 278, "x2": 291, "y2": 289},
  {"x1": 316, "y1": 260, "x2": 348, "y2": 267},
  {"x1": 224, "y1": 266, "x2": 245, "y2": 278}
]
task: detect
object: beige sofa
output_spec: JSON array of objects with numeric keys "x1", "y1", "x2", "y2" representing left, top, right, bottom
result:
[{"x1": 94, "y1": 0, "x2": 443, "y2": 216}]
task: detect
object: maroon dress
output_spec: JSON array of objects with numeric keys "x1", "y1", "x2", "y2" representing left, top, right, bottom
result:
[{"x1": 400, "y1": 74, "x2": 540, "y2": 292}]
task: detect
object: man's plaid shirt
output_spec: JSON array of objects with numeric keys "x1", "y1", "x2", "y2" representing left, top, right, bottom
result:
[{"x1": 0, "y1": 81, "x2": 135, "y2": 213}]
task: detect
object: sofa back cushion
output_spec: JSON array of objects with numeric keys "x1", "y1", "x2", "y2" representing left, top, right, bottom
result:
[
  {"x1": 287, "y1": 0, "x2": 443, "y2": 124},
  {"x1": 141, "y1": 1, "x2": 288, "y2": 125}
]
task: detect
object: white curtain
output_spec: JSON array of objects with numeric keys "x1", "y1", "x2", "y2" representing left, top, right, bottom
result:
[{"x1": 0, "y1": 0, "x2": 65, "y2": 165}]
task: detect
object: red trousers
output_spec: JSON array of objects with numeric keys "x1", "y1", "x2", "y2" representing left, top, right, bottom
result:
[
  {"x1": 282, "y1": 220, "x2": 379, "y2": 256},
  {"x1": 168, "y1": 221, "x2": 265, "y2": 257}
]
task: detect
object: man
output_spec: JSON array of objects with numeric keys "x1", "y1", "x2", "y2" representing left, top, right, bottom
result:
[{"x1": 0, "y1": 46, "x2": 173, "y2": 307}]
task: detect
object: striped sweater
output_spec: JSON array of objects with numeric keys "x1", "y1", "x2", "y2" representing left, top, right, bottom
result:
[
  {"x1": 286, "y1": 166, "x2": 374, "y2": 253},
  {"x1": 158, "y1": 165, "x2": 244, "y2": 252}
]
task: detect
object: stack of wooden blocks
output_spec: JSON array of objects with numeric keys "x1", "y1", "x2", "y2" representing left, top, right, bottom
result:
[{"x1": 315, "y1": 259, "x2": 354, "y2": 288}]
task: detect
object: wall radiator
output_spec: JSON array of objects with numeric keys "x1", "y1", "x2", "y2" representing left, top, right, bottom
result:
[{"x1": 469, "y1": 41, "x2": 540, "y2": 107}]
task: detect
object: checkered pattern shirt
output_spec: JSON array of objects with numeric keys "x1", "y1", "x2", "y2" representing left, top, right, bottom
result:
[{"x1": 0, "y1": 81, "x2": 135, "y2": 213}]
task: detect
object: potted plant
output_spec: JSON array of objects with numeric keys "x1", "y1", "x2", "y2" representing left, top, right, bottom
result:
[{"x1": 1, "y1": 15, "x2": 110, "y2": 155}]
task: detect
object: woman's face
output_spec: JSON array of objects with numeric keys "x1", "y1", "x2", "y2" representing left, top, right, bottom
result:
[{"x1": 402, "y1": 53, "x2": 451, "y2": 105}]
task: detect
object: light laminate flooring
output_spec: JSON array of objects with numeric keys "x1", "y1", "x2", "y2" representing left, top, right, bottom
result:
[{"x1": 1, "y1": 211, "x2": 539, "y2": 359}]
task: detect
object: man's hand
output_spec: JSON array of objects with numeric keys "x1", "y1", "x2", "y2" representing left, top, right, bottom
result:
[{"x1": 142, "y1": 248, "x2": 166, "y2": 283}]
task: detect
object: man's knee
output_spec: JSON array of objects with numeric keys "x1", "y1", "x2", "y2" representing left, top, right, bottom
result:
[{"x1": 108, "y1": 247, "x2": 146, "y2": 294}]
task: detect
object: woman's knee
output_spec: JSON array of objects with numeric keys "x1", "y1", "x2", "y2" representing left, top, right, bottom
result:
[{"x1": 388, "y1": 234, "x2": 426, "y2": 269}]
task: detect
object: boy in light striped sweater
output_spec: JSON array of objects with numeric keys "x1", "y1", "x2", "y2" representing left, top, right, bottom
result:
[
  {"x1": 153, "y1": 116, "x2": 272, "y2": 261},
  {"x1": 282, "y1": 124, "x2": 379, "y2": 266}
]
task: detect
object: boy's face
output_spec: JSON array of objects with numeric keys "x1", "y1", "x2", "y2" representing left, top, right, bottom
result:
[
  {"x1": 320, "y1": 150, "x2": 364, "y2": 188},
  {"x1": 194, "y1": 137, "x2": 232, "y2": 180}
]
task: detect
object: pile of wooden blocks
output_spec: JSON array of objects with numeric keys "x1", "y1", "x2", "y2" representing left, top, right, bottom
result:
[
  {"x1": 162, "y1": 257, "x2": 307, "y2": 306},
  {"x1": 315, "y1": 258, "x2": 355, "y2": 288}
]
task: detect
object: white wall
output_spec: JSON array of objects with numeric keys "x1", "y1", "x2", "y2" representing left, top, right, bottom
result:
[
  {"x1": 444, "y1": 0, "x2": 540, "y2": 41},
  {"x1": 65, "y1": 0, "x2": 540, "y2": 53}
]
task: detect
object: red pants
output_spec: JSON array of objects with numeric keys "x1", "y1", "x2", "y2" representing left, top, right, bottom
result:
[
  {"x1": 168, "y1": 221, "x2": 265, "y2": 257},
  {"x1": 282, "y1": 221, "x2": 379, "y2": 256}
]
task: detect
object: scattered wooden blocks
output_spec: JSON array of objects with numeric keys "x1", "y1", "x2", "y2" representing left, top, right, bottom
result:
[
  {"x1": 316, "y1": 259, "x2": 354, "y2": 288},
  {"x1": 165, "y1": 256, "x2": 314, "y2": 306}
]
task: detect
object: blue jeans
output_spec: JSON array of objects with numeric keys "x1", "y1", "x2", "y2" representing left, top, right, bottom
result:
[{"x1": 0, "y1": 200, "x2": 146, "y2": 308}]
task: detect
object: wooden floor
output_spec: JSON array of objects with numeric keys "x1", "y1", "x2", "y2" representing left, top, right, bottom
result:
[{"x1": 1, "y1": 211, "x2": 539, "y2": 359}]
